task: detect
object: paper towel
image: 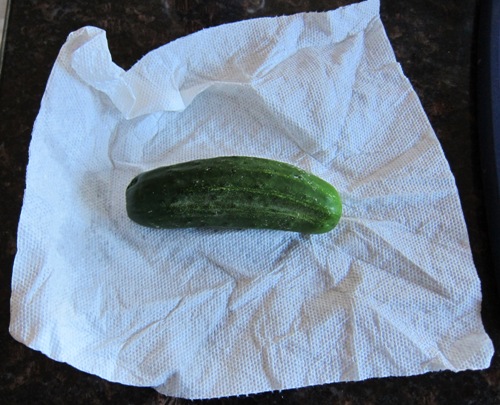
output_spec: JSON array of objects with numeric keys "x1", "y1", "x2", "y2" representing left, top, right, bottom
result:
[{"x1": 10, "y1": 0, "x2": 493, "y2": 399}]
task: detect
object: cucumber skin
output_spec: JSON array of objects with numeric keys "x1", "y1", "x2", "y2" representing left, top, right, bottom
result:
[{"x1": 126, "y1": 156, "x2": 342, "y2": 234}]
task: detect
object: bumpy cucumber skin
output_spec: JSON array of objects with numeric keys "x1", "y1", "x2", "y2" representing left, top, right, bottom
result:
[{"x1": 126, "y1": 156, "x2": 342, "y2": 234}]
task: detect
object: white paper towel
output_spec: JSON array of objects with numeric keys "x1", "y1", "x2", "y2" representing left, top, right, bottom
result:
[{"x1": 10, "y1": 0, "x2": 493, "y2": 399}]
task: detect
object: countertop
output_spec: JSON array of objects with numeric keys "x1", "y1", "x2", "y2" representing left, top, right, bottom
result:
[{"x1": 1, "y1": 1, "x2": 499, "y2": 404}]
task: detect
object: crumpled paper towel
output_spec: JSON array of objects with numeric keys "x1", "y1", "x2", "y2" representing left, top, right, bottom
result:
[{"x1": 10, "y1": 0, "x2": 494, "y2": 399}]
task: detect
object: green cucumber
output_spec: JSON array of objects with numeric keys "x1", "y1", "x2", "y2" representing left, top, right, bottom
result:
[{"x1": 126, "y1": 156, "x2": 342, "y2": 234}]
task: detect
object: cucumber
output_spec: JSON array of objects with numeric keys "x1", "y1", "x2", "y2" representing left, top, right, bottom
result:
[{"x1": 126, "y1": 156, "x2": 342, "y2": 234}]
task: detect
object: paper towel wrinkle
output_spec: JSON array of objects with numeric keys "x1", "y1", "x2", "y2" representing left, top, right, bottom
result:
[
  {"x1": 251, "y1": 33, "x2": 366, "y2": 163},
  {"x1": 115, "y1": 285, "x2": 233, "y2": 386},
  {"x1": 344, "y1": 139, "x2": 442, "y2": 195},
  {"x1": 445, "y1": 331, "x2": 494, "y2": 369},
  {"x1": 227, "y1": 272, "x2": 282, "y2": 311},
  {"x1": 68, "y1": 28, "x2": 136, "y2": 117},
  {"x1": 75, "y1": 16, "x2": 372, "y2": 167},
  {"x1": 67, "y1": 1, "x2": 380, "y2": 121},
  {"x1": 70, "y1": 30, "x2": 124, "y2": 88},
  {"x1": 366, "y1": 296, "x2": 447, "y2": 354},
  {"x1": 339, "y1": 218, "x2": 458, "y2": 299},
  {"x1": 225, "y1": 237, "x2": 305, "y2": 310}
]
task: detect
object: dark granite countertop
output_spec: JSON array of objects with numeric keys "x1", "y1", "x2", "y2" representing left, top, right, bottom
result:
[{"x1": 1, "y1": 1, "x2": 499, "y2": 404}]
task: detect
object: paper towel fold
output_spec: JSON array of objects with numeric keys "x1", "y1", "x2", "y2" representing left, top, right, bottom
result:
[{"x1": 10, "y1": 0, "x2": 493, "y2": 399}]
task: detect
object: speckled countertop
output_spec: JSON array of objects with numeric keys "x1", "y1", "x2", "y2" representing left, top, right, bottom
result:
[{"x1": 1, "y1": 1, "x2": 499, "y2": 404}]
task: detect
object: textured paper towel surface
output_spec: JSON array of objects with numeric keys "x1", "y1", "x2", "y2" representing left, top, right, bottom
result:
[{"x1": 10, "y1": 0, "x2": 493, "y2": 399}]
